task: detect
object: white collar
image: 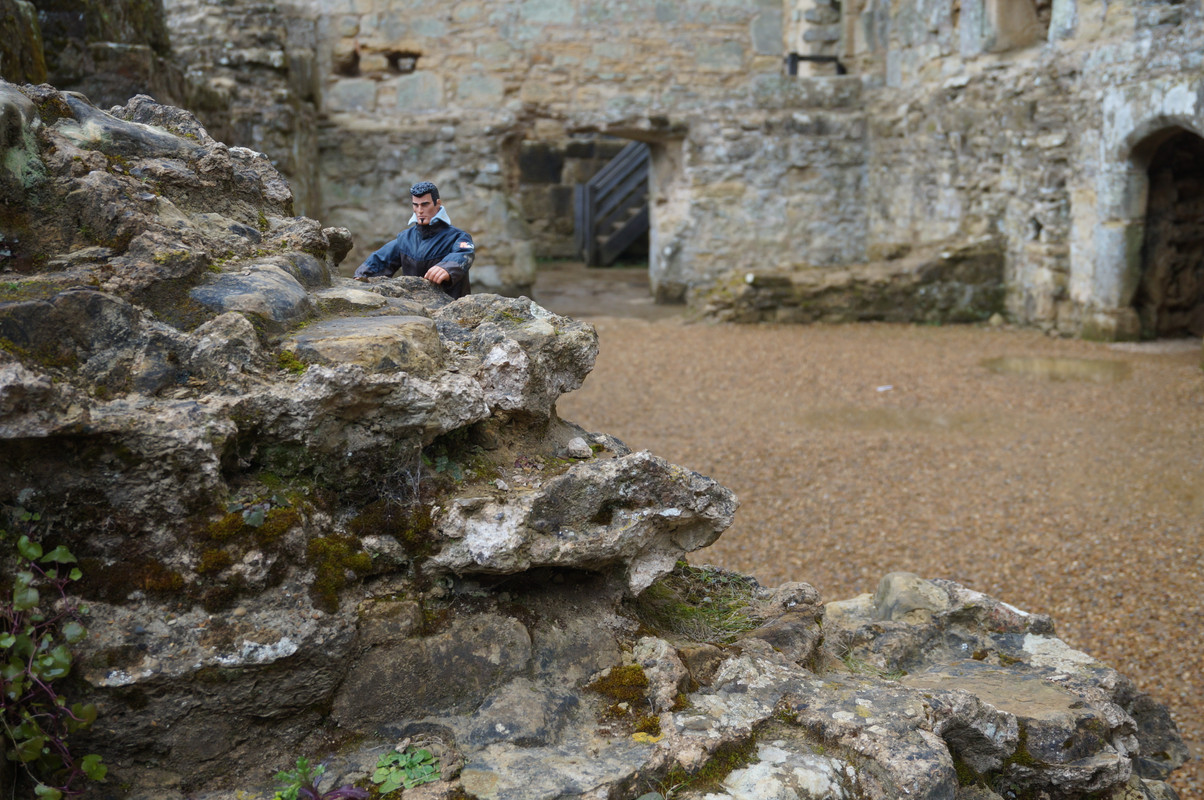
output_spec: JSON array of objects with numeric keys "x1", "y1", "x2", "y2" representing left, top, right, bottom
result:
[{"x1": 409, "y1": 205, "x2": 452, "y2": 226}]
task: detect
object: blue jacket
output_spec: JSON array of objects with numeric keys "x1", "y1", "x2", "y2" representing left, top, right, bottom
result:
[{"x1": 354, "y1": 217, "x2": 474, "y2": 298}]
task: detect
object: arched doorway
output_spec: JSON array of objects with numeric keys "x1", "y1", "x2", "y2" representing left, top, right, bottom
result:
[{"x1": 1135, "y1": 128, "x2": 1204, "y2": 338}]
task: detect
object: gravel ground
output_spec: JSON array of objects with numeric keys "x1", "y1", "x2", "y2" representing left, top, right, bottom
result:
[{"x1": 541, "y1": 267, "x2": 1204, "y2": 798}]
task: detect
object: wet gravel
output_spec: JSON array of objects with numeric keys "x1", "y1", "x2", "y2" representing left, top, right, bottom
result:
[{"x1": 554, "y1": 312, "x2": 1204, "y2": 799}]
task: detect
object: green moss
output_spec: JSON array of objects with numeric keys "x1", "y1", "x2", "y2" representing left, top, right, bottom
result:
[
  {"x1": 347, "y1": 499, "x2": 435, "y2": 558},
  {"x1": 276, "y1": 350, "x2": 308, "y2": 375},
  {"x1": 196, "y1": 548, "x2": 233, "y2": 576},
  {"x1": 255, "y1": 507, "x2": 300, "y2": 544},
  {"x1": 661, "y1": 737, "x2": 758, "y2": 794},
  {"x1": 589, "y1": 663, "x2": 648, "y2": 705},
  {"x1": 635, "y1": 715, "x2": 662, "y2": 737},
  {"x1": 152, "y1": 249, "x2": 193, "y2": 266},
  {"x1": 75, "y1": 556, "x2": 185, "y2": 602},
  {"x1": 953, "y1": 754, "x2": 981, "y2": 787},
  {"x1": 0, "y1": 335, "x2": 78, "y2": 369},
  {"x1": 587, "y1": 663, "x2": 651, "y2": 724},
  {"x1": 307, "y1": 534, "x2": 373, "y2": 612},
  {"x1": 1002, "y1": 724, "x2": 1040, "y2": 769},
  {"x1": 257, "y1": 211, "x2": 269, "y2": 232},
  {"x1": 207, "y1": 512, "x2": 247, "y2": 542}
]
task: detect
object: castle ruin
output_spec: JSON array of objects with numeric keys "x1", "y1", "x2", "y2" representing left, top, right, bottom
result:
[{"x1": 26, "y1": 0, "x2": 1204, "y2": 339}]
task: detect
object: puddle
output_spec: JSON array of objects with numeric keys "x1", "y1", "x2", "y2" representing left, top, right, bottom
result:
[{"x1": 981, "y1": 356, "x2": 1131, "y2": 383}]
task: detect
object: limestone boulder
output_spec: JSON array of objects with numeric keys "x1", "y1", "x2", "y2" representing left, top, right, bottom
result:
[
  {"x1": 282, "y1": 315, "x2": 445, "y2": 376},
  {"x1": 435, "y1": 294, "x2": 600, "y2": 422},
  {"x1": 429, "y1": 450, "x2": 738, "y2": 594}
]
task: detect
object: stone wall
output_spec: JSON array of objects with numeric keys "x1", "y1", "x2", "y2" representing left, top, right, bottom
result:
[
  {"x1": 298, "y1": 0, "x2": 788, "y2": 294},
  {"x1": 843, "y1": 0, "x2": 1204, "y2": 337},
  {"x1": 153, "y1": 0, "x2": 1204, "y2": 335},
  {"x1": 162, "y1": 0, "x2": 321, "y2": 216}
]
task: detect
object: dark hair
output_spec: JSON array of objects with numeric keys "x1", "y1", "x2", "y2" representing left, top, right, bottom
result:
[{"x1": 410, "y1": 181, "x2": 439, "y2": 202}]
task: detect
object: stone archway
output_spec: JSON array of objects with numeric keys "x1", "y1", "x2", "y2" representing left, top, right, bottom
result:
[{"x1": 1133, "y1": 127, "x2": 1204, "y2": 337}]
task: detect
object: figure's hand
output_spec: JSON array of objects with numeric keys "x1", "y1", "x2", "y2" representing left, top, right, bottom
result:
[
  {"x1": 354, "y1": 275, "x2": 368, "y2": 282},
  {"x1": 424, "y1": 266, "x2": 450, "y2": 284}
]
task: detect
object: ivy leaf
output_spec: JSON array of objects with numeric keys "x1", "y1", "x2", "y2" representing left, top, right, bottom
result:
[
  {"x1": 33, "y1": 784, "x2": 63, "y2": 800},
  {"x1": 17, "y1": 535, "x2": 43, "y2": 562},
  {"x1": 81, "y1": 754, "x2": 108, "y2": 781},
  {"x1": 39, "y1": 545, "x2": 77, "y2": 564},
  {"x1": 68, "y1": 567, "x2": 83, "y2": 581},
  {"x1": 11, "y1": 633, "x2": 35, "y2": 658},
  {"x1": 243, "y1": 507, "x2": 266, "y2": 528},
  {"x1": 13, "y1": 584, "x2": 39, "y2": 611},
  {"x1": 62, "y1": 621, "x2": 87, "y2": 644},
  {"x1": 70, "y1": 703, "x2": 98, "y2": 727},
  {"x1": 42, "y1": 644, "x2": 73, "y2": 679},
  {"x1": 13, "y1": 733, "x2": 46, "y2": 762}
]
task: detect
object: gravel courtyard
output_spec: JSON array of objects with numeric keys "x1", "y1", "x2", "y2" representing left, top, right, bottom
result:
[{"x1": 540, "y1": 264, "x2": 1204, "y2": 799}]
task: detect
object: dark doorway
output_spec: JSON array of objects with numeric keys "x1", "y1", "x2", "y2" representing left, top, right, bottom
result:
[{"x1": 1136, "y1": 128, "x2": 1204, "y2": 338}]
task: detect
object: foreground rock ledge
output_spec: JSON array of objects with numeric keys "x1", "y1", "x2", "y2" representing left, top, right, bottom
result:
[{"x1": 0, "y1": 83, "x2": 1186, "y2": 800}]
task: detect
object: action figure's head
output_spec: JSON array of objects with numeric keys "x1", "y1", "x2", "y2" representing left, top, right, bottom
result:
[{"x1": 410, "y1": 181, "x2": 442, "y2": 225}]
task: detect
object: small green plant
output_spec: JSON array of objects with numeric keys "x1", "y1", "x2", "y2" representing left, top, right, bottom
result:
[
  {"x1": 633, "y1": 562, "x2": 763, "y2": 644},
  {"x1": 840, "y1": 653, "x2": 906, "y2": 681},
  {"x1": 370, "y1": 747, "x2": 441, "y2": 794},
  {"x1": 1, "y1": 510, "x2": 107, "y2": 798},
  {"x1": 273, "y1": 756, "x2": 367, "y2": 800}
]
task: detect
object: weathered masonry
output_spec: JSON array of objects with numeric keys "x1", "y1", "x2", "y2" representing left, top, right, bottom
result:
[{"x1": 156, "y1": 0, "x2": 1204, "y2": 339}]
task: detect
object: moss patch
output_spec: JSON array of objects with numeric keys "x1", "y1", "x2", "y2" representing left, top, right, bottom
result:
[
  {"x1": 347, "y1": 499, "x2": 435, "y2": 558},
  {"x1": 275, "y1": 349, "x2": 308, "y2": 374},
  {"x1": 307, "y1": 534, "x2": 373, "y2": 612},
  {"x1": 75, "y1": 556, "x2": 185, "y2": 603},
  {"x1": 661, "y1": 736, "x2": 758, "y2": 794}
]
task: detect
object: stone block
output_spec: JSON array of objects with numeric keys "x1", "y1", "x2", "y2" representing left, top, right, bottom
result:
[
  {"x1": 412, "y1": 17, "x2": 448, "y2": 37},
  {"x1": 454, "y1": 2, "x2": 485, "y2": 21},
  {"x1": 324, "y1": 77, "x2": 378, "y2": 113},
  {"x1": 519, "y1": 0, "x2": 577, "y2": 24},
  {"x1": 457, "y1": 73, "x2": 505, "y2": 105},
  {"x1": 477, "y1": 41, "x2": 518, "y2": 64},
  {"x1": 752, "y1": 12, "x2": 785, "y2": 55},
  {"x1": 696, "y1": 40, "x2": 745, "y2": 72},
  {"x1": 396, "y1": 71, "x2": 443, "y2": 111}
]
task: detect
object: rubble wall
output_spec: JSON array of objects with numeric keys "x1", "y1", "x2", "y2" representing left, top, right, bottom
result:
[{"x1": 848, "y1": 0, "x2": 1204, "y2": 337}]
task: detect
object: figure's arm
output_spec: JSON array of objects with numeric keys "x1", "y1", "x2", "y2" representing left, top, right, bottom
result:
[
  {"x1": 425, "y1": 233, "x2": 475, "y2": 284},
  {"x1": 354, "y1": 238, "x2": 400, "y2": 280}
]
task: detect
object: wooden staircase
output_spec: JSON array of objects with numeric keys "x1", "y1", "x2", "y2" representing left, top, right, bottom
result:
[{"x1": 573, "y1": 141, "x2": 650, "y2": 266}]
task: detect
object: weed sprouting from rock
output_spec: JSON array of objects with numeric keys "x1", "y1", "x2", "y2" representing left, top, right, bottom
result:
[
  {"x1": 272, "y1": 756, "x2": 366, "y2": 800},
  {"x1": 369, "y1": 747, "x2": 441, "y2": 794},
  {"x1": 0, "y1": 508, "x2": 107, "y2": 799},
  {"x1": 632, "y1": 562, "x2": 762, "y2": 644}
]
